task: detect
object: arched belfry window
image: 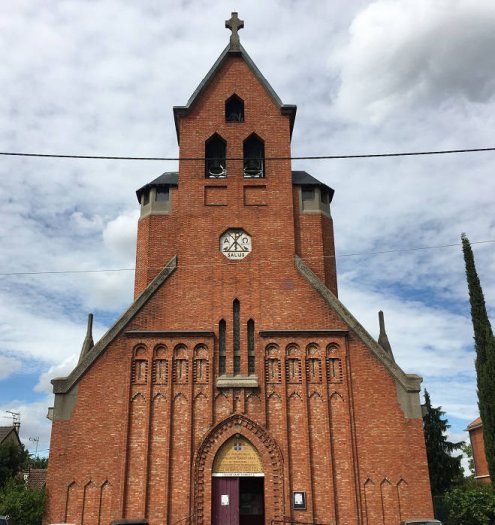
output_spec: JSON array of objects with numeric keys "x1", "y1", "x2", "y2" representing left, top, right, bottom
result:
[
  {"x1": 243, "y1": 133, "x2": 265, "y2": 179},
  {"x1": 205, "y1": 133, "x2": 227, "y2": 179},
  {"x1": 225, "y1": 94, "x2": 244, "y2": 122}
]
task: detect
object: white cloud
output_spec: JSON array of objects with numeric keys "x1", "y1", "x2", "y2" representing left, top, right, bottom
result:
[
  {"x1": 0, "y1": 355, "x2": 22, "y2": 380},
  {"x1": 102, "y1": 209, "x2": 139, "y2": 263},
  {"x1": 331, "y1": 0, "x2": 495, "y2": 123},
  {"x1": 35, "y1": 355, "x2": 78, "y2": 394}
]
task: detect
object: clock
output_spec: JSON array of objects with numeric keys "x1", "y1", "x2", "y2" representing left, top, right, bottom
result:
[{"x1": 220, "y1": 229, "x2": 252, "y2": 260}]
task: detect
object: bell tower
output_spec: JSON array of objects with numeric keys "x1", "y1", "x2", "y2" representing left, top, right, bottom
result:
[{"x1": 134, "y1": 13, "x2": 337, "y2": 298}]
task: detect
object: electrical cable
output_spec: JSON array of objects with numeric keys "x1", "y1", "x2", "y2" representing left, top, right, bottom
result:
[
  {"x1": 0, "y1": 147, "x2": 495, "y2": 162},
  {"x1": 0, "y1": 239, "x2": 493, "y2": 277}
]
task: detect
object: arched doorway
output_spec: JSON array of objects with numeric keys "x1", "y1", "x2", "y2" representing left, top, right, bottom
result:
[{"x1": 212, "y1": 436, "x2": 264, "y2": 525}]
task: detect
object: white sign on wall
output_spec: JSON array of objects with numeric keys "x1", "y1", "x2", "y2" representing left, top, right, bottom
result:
[{"x1": 220, "y1": 229, "x2": 252, "y2": 260}]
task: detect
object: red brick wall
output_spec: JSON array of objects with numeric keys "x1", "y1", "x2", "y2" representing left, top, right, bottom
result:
[
  {"x1": 45, "y1": 53, "x2": 433, "y2": 524},
  {"x1": 470, "y1": 425, "x2": 491, "y2": 483}
]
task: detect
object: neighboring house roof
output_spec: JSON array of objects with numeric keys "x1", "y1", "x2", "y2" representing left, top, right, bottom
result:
[
  {"x1": 136, "y1": 170, "x2": 334, "y2": 203},
  {"x1": 467, "y1": 416, "x2": 482, "y2": 430},
  {"x1": 172, "y1": 44, "x2": 297, "y2": 144},
  {"x1": 24, "y1": 468, "x2": 47, "y2": 490},
  {"x1": 0, "y1": 426, "x2": 22, "y2": 448}
]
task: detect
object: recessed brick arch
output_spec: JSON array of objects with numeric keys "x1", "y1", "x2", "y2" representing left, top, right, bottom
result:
[{"x1": 193, "y1": 414, "x2": 285, "y2": 525}]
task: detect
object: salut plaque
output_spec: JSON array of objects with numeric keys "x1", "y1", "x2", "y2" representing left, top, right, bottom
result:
[{"x1": 220, "y1": 229, "x2": 252, "y2": 260}]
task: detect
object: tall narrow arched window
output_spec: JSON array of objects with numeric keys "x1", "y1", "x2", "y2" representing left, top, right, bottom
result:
[
  {"x1": 233, "y1": 300, "x2": 241, "y2": 374},
  {"x1": 225, "y1": 94, "x2": 244, "y2": 122},
  {"x1": 219, "y1": 319, "x2": 226, "y2": 375},
  {"x1": 205, "y1": 133, "x2": 227, "y2": 178},
  {"x1": 247, "y1": 319, "x2": 255, "y2": 374},
  {"x1": 243, "y1": 133, "x2": 265, "y2": 178}
]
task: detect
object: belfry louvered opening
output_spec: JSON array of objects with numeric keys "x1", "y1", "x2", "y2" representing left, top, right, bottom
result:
[
  {"x1": 205, "y1": 133, "x2": 227, "y2": 178},
  {"x1": 243, "y1": 133, "x2": 265, "y2": 178}
]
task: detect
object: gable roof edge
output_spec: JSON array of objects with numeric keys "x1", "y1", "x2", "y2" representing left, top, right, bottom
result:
[
  {"x1": 173, "y1": 44, "x2": 296, "y2": 144},
  {"x1": 52, "y1": 256, "x2": 178, "y2": 394},
  {"x1": 295, "y1": 255, "x2": 422, "y2": 395}
]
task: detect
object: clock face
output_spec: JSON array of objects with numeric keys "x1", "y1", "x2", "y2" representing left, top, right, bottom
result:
[{"x1": 220, "y1": 229, "x2": 252, "y2": 260}]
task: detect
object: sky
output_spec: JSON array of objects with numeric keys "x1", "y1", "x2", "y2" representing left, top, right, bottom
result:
[{"x1": 0, "y1": 0, "x2": 494, "y2": 461}]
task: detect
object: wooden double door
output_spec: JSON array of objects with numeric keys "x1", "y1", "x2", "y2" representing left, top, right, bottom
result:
[{"x1": 212, "y1": 477, "x2": 264, "y2": 525}]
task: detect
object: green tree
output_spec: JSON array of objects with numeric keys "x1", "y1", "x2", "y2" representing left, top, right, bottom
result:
[
  {"x1": 423, "y1": 389, "x2": 463, "y2": 495},
  {"x1": 445, "y1": 481, "x2": 495, "y2": 525},
  {"x1": 462, "y1": 233, "x2": 495, "y2": 481},
  {"x1": 27, "y1": 456, "x2": 48, "y2": 469},
  {"x1": 0, "y1": 442, "x2": 28, "y2": 489},
  {"x1": 461, "y1": 442, "x2": 475, "y2": 477},
  {"x1": 0, "y1": 478, "x2": 45, "y2": 525}
]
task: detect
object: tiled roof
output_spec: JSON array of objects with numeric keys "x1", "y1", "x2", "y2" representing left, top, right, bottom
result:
[
  {"x1": 26, "y1": 468, "x2": 47, "y2": 490},
  {"x1": 467, "y1": 416, "x2": 482, "y2": 430}
]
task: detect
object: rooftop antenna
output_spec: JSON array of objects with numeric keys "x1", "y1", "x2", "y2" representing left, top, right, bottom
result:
[
  {"x1": 5, "y1": 410, "x2": 20, "y2": 432},
  {"x1": 29, "y1": 436, "x2": 40, "y2": 457}
]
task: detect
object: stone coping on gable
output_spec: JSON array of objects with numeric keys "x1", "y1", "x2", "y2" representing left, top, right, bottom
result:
[
  {"x1": 295, "y1": 255, "x2": 423, "y2": 417},
  {"x1": 52, "y1": 256, "x2": 178, "y2": 395}
]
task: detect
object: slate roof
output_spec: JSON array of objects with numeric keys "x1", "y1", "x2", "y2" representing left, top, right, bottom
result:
[
  {"x1": 291, "y1": 171, "x2": 334, "y2": 201},
  {"x1": 0, "y1": 426, "x2": 22, "y2": 447},
  {"x1": 136, "y1": 171, "x2": 333, "y2": 203},
  {"x1": 0, "y1": 426, "x2": 15, "y2": 443},
  {"x1": 173, "y1": 44, "x2": 297, "y2": 144},
  {"x1": 136, "y1": 172, "x2": 178, "y2": 202}
]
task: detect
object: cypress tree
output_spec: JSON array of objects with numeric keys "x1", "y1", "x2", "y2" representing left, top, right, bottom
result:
[
  {"x1": 422, "y1": 389, "x2": 463, "y2": 495},
  {"x1": 462, "y1": 233, "x2": 495, "y2": 481}
]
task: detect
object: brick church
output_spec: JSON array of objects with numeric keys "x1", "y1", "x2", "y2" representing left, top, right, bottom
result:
[{"x1": 45, "y1": 13, "x2": 434, "y2": 525}]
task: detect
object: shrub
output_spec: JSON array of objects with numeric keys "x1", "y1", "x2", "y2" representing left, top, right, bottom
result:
[
  {"x1": 445, "y1": 481, "x2": 495, "y2": 525},
  {"x1": 0, "y1": 478, "x2": 45, "y2": 525}
]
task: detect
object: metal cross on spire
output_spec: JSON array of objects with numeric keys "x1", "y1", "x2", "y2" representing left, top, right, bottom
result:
[{"x1": 225, "y1": 12, "x2": 244, "y2": 52}]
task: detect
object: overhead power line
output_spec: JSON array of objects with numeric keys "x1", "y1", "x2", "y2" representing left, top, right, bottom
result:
[
  {"x1": 0, "y1": 239, "x2": 493, "y2": 277},
  {"x1": 0, "y1": 147, "x2": 495, "y2": 162}
]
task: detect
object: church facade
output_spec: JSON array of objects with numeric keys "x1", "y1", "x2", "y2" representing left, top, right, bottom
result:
[{"x1": 45, "y1": 14, "x2": 433, "y2": 525}]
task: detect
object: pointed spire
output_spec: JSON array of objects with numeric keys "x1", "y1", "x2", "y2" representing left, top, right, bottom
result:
[
  {"x1": 378, "y1": 310, "x2": 394, "y2": 359},
  {"x1": 78, "y1": 313, "x2": 94, "y2": 364},
  {"x1": 225, "y1": 12, "x2": 244, "y2": 52}
]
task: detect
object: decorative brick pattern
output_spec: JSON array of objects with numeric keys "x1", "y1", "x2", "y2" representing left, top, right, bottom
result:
[{"x1": 45, "y1": 46, "x2": 433, "y2": 525}]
